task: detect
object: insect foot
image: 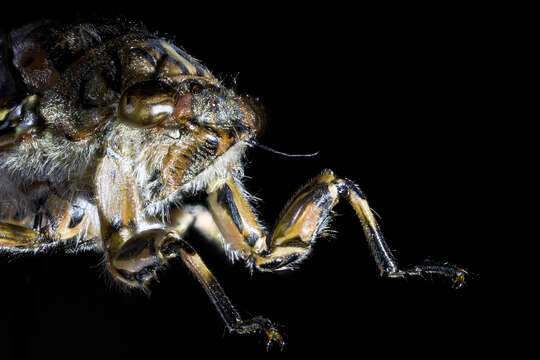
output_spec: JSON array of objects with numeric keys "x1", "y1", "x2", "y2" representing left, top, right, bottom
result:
[
  {"x1": 389, "y1": 261, "x2": 469, "y2": 289},
  {"x1": 232, "y1": 316, "x2": 286, "y2": 351}
]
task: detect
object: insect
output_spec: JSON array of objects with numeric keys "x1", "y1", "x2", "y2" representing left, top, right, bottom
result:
[{"x1": 0, "y1": 20, "x2": 467, "y2": 350}]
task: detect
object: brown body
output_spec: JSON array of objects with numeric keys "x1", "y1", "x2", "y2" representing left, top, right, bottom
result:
[
  {"x1": 0, "y1": 21, "x2": 254, "y2": 254},
  {"x1": 0, "y1": 21, "x2": 466, "y2": 349}
]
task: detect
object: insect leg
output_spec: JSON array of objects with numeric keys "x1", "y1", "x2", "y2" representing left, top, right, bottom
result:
[
  {"x1": 208, "y1": 170, "x2": 466, "y2": 287},
  {"x1": 0, "y1": 193, "x2": 98, "y2": 252},
  {"x1": 167, "y1": 205, "x2": 226, "y2": 249},
  {"x1": 162, "y1": 235, "x2": 285, "y2": 351},
  {"x1": 101, "y1": 204, "x2": 285, "y2": 350},
  {"x1": 0, "y1": 222, "x2": 39, "y2": 248},
  {"x1": 206, "y1": 174, "x2": 267, "y2": 262},
  {"x1": 332, "y1": 172, "x2": 468, "y2": 287},
  {"x1": 0, "y1": 94, "x2": 40, "y2": 149},
  {"x1": 95, "y1": 153, "x2": 173, "y2": 290}
]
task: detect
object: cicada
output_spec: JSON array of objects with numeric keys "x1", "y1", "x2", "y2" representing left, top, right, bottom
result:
[{"x1": 0, "y1": 20, "x2": 467, "y2": 349}]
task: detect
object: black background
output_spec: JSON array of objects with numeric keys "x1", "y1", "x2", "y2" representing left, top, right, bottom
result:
[{"x1": 1, "y1": 3, "x2": 495, "y2": 360}]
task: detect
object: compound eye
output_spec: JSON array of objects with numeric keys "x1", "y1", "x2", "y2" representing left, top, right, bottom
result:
[{"x1": 118, "y1": 80, "x2": 179, "y2": 128}]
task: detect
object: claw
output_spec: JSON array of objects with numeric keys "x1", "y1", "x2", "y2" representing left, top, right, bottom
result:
[
  {"x1": 233, "y1": 316, "x2": 286, "y2": 351},
  {"x1": 392, "y1": 262, "x2": 469, "y2": 289},
  {"x1": 265, "y1": 327, "x2": 285, "y2": 351},
  {"x1": 452, "y1": 269, "x2": 468, "y2": 289}
]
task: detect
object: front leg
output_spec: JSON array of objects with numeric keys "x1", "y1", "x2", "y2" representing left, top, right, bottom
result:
[
  {"x1": 0, "y1": 222, "x2": 39, "y2": 249},
  {"x1": 103, "y1": 226, "x2": 285, "y2": 350},
  {"x1": 207, "y1": 170, "x2": 467, "y2": 287},
  {"x1": 95, "y1": 152, "x2": 150, "y2": 288},
  {"x1": 94, "y1": 154, "x2": 285, "y2": 349},
  {"x1": 167, "y1": 237, "x2": 285, "y2": 350}
]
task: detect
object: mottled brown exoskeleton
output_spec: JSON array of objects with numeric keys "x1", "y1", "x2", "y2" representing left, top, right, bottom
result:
[{"x1": 0, "y1": 20, "x2": 467, "y2": 349}]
